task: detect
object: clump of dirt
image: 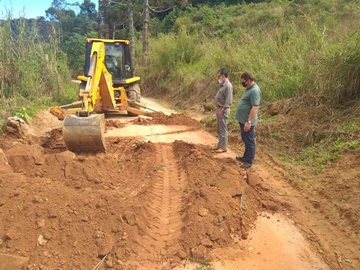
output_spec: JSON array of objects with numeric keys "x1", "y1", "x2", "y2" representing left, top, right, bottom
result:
[
  {"x1": 172, "y1": 142, "x2": 258, "y2": 253},
  {"x1": 3, "y1": 117, "x2": 26, "y2": 139},
  {"x1": 0, "y1": 136, "x2": 261, "y2": 269},
  {"x1": 105, "y1": 119, "x2": 126, "y2": 131},
  {"x1": 39, "y1": 127, "x2": 67, "y2": 150},
  {"x1": 1, "y1": 109, "x2": 64, "y2": 150},
  {"x1": 49, "y1": 106, "x2": 65, "y2": 121}
]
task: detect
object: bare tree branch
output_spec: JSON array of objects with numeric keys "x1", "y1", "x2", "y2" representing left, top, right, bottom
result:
[
  {"x1": 148, "y1": 5, "x2": 174, "y2": 13},
  {"x1": 108, "y1": 0, "x2": 127, "y2": 7}
]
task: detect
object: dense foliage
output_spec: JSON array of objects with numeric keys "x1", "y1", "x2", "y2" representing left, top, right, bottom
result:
[
  {"x1": 144, "y1": 0, "x2": 360, "y2": 105},
  {"x1": 0, "y1": 0, "x2": 359, "y2": 121},
  {"x1": 0, "y1": 18, "x2": 78, "y2": 122}
]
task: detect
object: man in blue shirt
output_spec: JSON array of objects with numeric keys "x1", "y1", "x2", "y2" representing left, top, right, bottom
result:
[
  {"x1": 234, "y1": 72, "x2": 262, "y2": 168},
  {"x1": 212, "y1": 68, "x2": 233, "y2": 153}
]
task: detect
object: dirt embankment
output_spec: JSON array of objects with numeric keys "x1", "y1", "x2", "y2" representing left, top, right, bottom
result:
[
  {"x1": 0, "y1": 103, "x2": 359, "y2": 270},
  {"x1": 0, "y1": 110, "x2": 264, "y2": 270}
]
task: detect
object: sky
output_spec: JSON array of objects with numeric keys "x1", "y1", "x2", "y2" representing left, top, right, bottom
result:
[{"x1": 0, "y1": 0, "x2": 96, "y2": 19}]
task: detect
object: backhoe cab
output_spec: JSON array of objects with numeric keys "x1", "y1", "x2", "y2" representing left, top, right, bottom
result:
[
  {"x1": 61, "y1": 38, "x2": 153, "y2": 152},
  {"x1": 80, "y1": 38, "x2": 142, "y2": 105}
]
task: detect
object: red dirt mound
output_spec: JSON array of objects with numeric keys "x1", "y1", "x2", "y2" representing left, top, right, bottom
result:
[{"x1": 0, "y1": 138, "x2": 261, "y2": 269}]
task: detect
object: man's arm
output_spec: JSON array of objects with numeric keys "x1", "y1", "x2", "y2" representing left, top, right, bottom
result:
[
  {"x1": 244, "y1": 105, "x2": 259, "y2": 132},
  {"x1": 221, "y1": 85, "x2": 233, "y2": 109},
  {"x1": 248, "y1": 105, "x2": 259, "y2": 122}
]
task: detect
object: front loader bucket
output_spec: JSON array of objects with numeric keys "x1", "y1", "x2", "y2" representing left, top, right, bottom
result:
[{"x1": 62, "y1": 114, "x2": 106, "y2": 152}]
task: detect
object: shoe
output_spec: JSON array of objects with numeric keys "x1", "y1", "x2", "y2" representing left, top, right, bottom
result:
[
  {"x1": 211, "y1": 146, "x2": 220, "y2": 151},
  {"x1": 241, "y1": 162, "x2": 252, "y2": 169},
  {"x1": 236, "y1": 156, "x2": 246, "y2": 162},
  {"x1": 213, "y1": 148, "x2": 227, "y2": 153}
]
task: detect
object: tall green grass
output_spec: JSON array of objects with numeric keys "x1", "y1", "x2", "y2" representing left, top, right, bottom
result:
[
  {"x1": 0, "y1": 17, "x2": 77, "y2": 126},
  {"x1": 141, "y1": 0, "x2": 360, "y2": 105}
]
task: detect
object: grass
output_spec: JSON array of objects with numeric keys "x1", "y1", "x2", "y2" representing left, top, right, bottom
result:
[
  {"x1": 143, "y1": 0, "x2": 360, "y2": 107},
  {"x1": 290, "y1": 176, "x2": 303, "y2": 187},
  {"x1": 297, "y1": 140, "x2": 339, "y2": 173},
  {"x1": 272, "y1": 131, "x2": 281, "y2": 138},
  {"x1": 0, "y1": 16, "x2": 74, "y2": 131},
  {"x1": 187, "y1": 257, "x2": 214, "y2": 270},
  {"x1": 194, "y1": 265, "x2": 214, "y2": 270},
  {"x1": 297, "y1": 129, "x2": 359, "y2": 174},
  {"x1": 14, "y1": 107, "x2": 31, "y2": 123},
  {"x1": 92, "y1": 255, "x2": 107, "y2": 270},
  {"x1": 156, "y1": 163, "x2": 167, "y2": 171}
]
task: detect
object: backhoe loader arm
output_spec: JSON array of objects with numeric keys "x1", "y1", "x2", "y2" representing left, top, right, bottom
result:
[
  {"x1": 79, "y1": 42, "x2": 116, "y2": 114},
  {"x1": 62, "y1": 43, "x2": 114, "y2": 152},
  {"x1": 60, "y1": 38, "x2": 155, "y2": 153}
]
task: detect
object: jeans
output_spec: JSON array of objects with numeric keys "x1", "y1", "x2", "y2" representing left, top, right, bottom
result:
[{"x1": 239, "y1": 123, "x2": 256, "y2": 164}]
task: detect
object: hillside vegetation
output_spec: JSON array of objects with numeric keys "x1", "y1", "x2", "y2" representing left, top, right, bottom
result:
[
  {"x1": 0, "y1": 0, "x2": 359, "y2": 173},
  {"x1": 0, "y1": 19, "x2": 78, "y2": 123},
  {"x1": 140, "y1": 0, "x2": 360, "y2": 174},
  {"x1": 143, "y1": 0, "x2": 359, "y2": 105}
]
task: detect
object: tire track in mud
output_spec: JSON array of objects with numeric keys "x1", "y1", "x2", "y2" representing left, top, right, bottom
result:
[
  {"x1": 253, "y1": 149, "x2": 359, "y2": 269},
  {"x1": 138, "y1": 143, "x2": 185, "y2": 260},
  {"x1": 254, "y1": 150, "x2": 286, "y2": 187}
]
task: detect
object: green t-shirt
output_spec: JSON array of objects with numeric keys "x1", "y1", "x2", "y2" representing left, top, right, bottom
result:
[{"x1": 234, "y1": 83, "x2": 261, "y2": 125}]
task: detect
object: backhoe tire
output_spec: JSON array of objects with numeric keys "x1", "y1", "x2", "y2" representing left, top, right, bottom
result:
[
  {"x1": 78, "y1": 81, "x2": 86, "y2": 93},
  {"x1": 128, "y1": 83, "x2": 141, "y2": 104}
]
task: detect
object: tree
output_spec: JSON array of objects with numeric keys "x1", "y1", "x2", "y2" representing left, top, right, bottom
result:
[
  {"x1": 128, "y1": 0, "x2": 136, "y2": 63},
  {"x1": 45, "y1": 0, "x2": 70, "y2": 21},
  {"x1": 142, "y1": 0, "x2": 149, "y2": 66},
  {"x1": 63, "y1": 33, "x2": 89, "y2": 75},
  {"x1": 141, "y1": 0, "x2": 187, "y2": 65},
  {"x1": 79, "y1": 0, "x2": 98, "y2": 21}
]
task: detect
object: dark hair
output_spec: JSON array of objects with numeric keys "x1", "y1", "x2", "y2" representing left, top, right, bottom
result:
[
  {"x1": 218, "y1": 68, "x2": 228, "y2": 78},
  {"x1": 241, "y1": 72, "x2": 255, "y2": 81}
]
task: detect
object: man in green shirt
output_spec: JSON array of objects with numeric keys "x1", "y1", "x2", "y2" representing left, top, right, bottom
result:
[{"x1": 234, "y1": 72, "x2": 262, "y2": 168}]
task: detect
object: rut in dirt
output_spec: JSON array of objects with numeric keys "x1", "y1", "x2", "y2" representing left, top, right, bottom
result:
[
  {"x1": 137, "y1": 144, "x2": 185, "y2": 259},
  {"x1": 254, "y1": 150, "x2": 360, "y2": 269}
]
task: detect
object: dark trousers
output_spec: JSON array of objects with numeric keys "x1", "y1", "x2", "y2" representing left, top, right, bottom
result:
[{"x1": 239, "y1": 123, "x2": 256, "y2": 164}]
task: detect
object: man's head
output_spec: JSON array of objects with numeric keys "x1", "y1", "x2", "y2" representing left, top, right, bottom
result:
[
  {"x1": 217, "y1": 68, "x2": 228, "y2": 84},
  {"x1": 218, "y1": 68, "x2": 228, "y2": 78},
  {"x1": 240, "y1": 72, "x2": 255, "y2": 88}
]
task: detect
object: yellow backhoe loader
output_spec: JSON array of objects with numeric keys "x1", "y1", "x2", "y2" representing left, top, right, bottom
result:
[{"x1": 60, "y1": 38, "x2": 155, "y2": 152}]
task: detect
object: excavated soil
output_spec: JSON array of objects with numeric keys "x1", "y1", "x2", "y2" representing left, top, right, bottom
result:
[
  {"x1": 0, "y1": 110, "x2": 260, "y2": 270},
  {"x1": 0, "y1": 99, "x2": 359, "y2": 270}
]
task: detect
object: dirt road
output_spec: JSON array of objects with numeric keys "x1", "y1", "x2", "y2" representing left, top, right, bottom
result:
[{"x1": 0, "y1": 98, "x2": 358, "y2": 270}]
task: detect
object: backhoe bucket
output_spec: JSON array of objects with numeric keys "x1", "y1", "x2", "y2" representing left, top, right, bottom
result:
[{"x1": 62, "y1": 114, "x2": 106, "y2": 152}]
